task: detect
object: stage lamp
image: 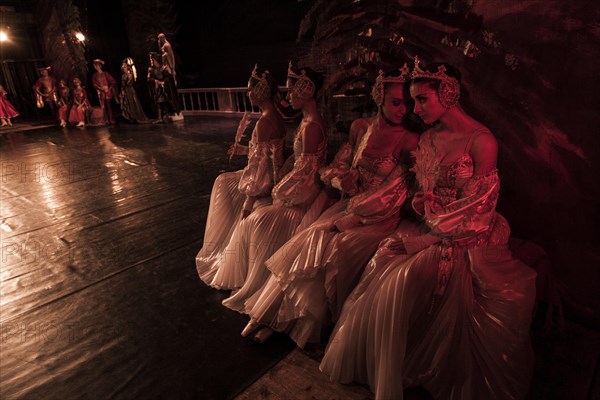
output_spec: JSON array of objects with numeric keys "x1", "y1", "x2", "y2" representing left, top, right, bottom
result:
[
  {"x1": 75, "y1": 32, "x2": 85, "y2": 42},
  {"x1": 0, "y1": 31, "x2": 8, "y2": 42}
]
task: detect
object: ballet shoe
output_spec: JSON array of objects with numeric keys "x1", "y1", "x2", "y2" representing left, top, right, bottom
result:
[
  {"x1": 241, "y1": 320, "x2": 261, "y2": 338},
  {"x1": 254, "y1": 327, "x2": 274, "y2": 344}
]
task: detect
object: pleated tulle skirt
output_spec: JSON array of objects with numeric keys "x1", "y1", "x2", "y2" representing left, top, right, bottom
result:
[
  {"x1": 320, "y1": 221, "x2": 537, "y2": 400},
  {"x1": 244, "y1": 199, "x2": 403, "y2": 348},
  {"x1": 221, "y1": 190, "x2": 333, "y2": 313},
  {"x1": 196, "y1": 170, "x2": 271, "y2": 287}
]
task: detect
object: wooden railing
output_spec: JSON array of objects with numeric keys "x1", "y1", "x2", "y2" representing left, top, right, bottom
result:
[
  {"x1": 178, "y1": 87, "x2": 259, "y2": 117},
  {"x1": 178, "y1": 87, "x2": 289, "y2": 117}
]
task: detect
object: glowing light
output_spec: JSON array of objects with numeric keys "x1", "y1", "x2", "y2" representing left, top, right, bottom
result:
[
  {"x1": 0, "y1": 31, "x2": 8, "y2": 42},
  {"x1": 75, "y1": 32, "x2": 85, "y2": 42}
]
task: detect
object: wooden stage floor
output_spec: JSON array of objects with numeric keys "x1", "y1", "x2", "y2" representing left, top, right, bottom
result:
[{"x1": 0, "y1": 118, "x2": 297, "y2": 399}]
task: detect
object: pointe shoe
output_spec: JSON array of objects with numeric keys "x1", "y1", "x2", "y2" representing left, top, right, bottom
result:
[
  {"x1": 1, "y1": 119, "x2": 7, "y2": 127},
  {"x1": 254, "y1": 327, "x2": 274, "y2": 344},
  {"x1": 241, "y1": 320, "x2": 261, "y2": 338},
  {"x1": 60, "y1": 120, "x2": 67, "y2": 127},
  {"x1": 7, "y1": 119, "x2": 11, "y2": 126},
  {"x1": 77, "y1": 121, "x2": 85, "y2": 127}
]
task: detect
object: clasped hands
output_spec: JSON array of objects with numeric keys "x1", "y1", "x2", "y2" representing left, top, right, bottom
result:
[
  {"x1": 330, "y1": 169, "x2": 359, "y2": 196},
  {"x1": 381, "y1": 233, "x2": 440, "y2": 255}
]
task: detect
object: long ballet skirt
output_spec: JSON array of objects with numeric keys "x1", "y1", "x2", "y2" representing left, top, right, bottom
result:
[
  {"x1": 219, "y1": 122, "x2": 332, "y2": 312},
  {"x1": 0, "y1": 95, "x2": 19, "y2": 119},
  {"x1": 196, "y1": 120, "x2": 285, "y2": 286},
  {"x1": 320, "y1": 130, "x2": 537, "y2": 400},
  {"x1": 244, "y1": 117, "x2": 415, "y2": 347}
]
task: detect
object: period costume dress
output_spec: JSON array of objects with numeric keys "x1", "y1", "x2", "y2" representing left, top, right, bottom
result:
[
  {"x1": 243, "y1": 115, "x2": 414, "y2": 347},
  {"x1": 119, "y1": 69, "x2": 149, "y2": 123},
  {"x1": 33, "y1": 72, "x2": 57, "y2": 111},
  {"x1": 0, "y1": 87, "x2": 19, "y2": 122},
  {"x1": 196, "y1": 116, "x2": 286, "y2": 284},
  {"x1": 215, "y1": 121, "x2": 331, "y2": 313},
  {"x1": 320, "y1": 128, "x2": 537, "y2": 400},
  {"x1": 92, "y1": 69, "x2": 118, "y2": 124},
  {"x1": 147, "y1": 64, "x2": 179, "y2": 119},
  {"x1": 68, "y1": 86, "x2": 91, "y2": 125},
  {"x1": 57, "y1": 84, "x2": 70, "y2": 125}
]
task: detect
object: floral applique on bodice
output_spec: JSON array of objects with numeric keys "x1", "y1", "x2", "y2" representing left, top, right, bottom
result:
[
  {"x1": 412, "y1": 128, "x2": 502, "y2": 246},
  {"x1": 413, "y1": 131, "x2": 477, "y2": 208},
  {"x1": 354, "y1": 154, "x2": 397, "y2": 192}
]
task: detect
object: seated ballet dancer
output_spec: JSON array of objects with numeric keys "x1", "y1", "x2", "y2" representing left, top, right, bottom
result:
[
  {"x1": 241, "y1": 65, "x2": 421, "y2": 346},
  {"x1": 196, "y1": 64, "x2": 287, "y2": 286},
  {"x1": 216, "y1": 64, "x2": 333, "y2": 343},
  {"x1": 320, "y1": 58, "x2": 537, "y2": 400}
]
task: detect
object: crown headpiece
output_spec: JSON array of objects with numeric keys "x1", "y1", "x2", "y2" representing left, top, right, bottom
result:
[
  {"x1": 287, "y1": 61, "x2": 316, "y2": 100},
  {"x1": 411, "y1": 56, "x2": 460, "y2": 108},
  {"x1": 371, "y1": 63, "x2": 410, "y2": 107},
  {"x1": 248, "y1": 64, "x2": 272, "y2": 104}
]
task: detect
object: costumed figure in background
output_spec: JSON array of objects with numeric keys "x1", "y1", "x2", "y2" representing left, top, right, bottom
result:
[
  {"x1": 32, "y1": 66, "x2": 58, "y2": 119},
  {"x1": 0, "y1": 84, "x2": 19, "y2": 127},
  {"x1": 57, "y1": 79, "x2": 71, "y2": 127},
  {"x1": 196, "y1": 64, "x2": 287, "y2": 291},
  {"x1": 157, "y1": 33, "x2": 183, "y2": 120},
  {"x1": 147, "y1": 52, "x2": 179, "y2": 121},
  {"x1": 241, "y1": 65, "x2": 421, "y2": 347},
  {"x1": 68, "y1": 78, "x2": 91, "y2": 127},
  {"x1": 320, "y1": 59, "x2": 537, "y2": 400},
  {"x1": 119, "y1": 57, "x2": 149, "y2": 123},
  {"x1": 92, "y1": 59, "x2": 119, "y2": 124}
]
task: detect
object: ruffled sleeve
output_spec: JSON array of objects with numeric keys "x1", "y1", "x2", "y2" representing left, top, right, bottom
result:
[
  {"x1": 420, "y1": 171, "x2": 500, "y2": 242},
  {"x1": 272, "y1": 153, "x2": 322, "y2": 207},
  {"x1": 238, "y1": 140, "x2": 276, "y2": 198},
  {"x1": 319, "y1": 142, "x2": 360, "y2": 196},
  {"x1": 344, "y1": 164, "x2": 413, "y2": 225}
]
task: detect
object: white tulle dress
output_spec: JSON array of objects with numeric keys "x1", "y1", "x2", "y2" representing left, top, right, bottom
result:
[
  {"x1": 243, "y1": 115, "x2": 417, "y2": 347},
  {"x1": 320, "y1": 129, "x2": 537, "y2": 400},
  {"x1": 196, "y1": 116, "x2": 285, "y2": 285},
  {"x1": 213, "y1": 120, "x2": 332, "y2": 313}
]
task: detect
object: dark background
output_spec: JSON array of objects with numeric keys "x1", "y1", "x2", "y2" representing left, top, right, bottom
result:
[{"x1": 75, "y1": 0, "x2": 313, "y2": 88}]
